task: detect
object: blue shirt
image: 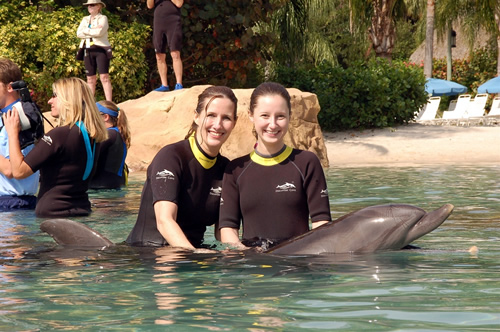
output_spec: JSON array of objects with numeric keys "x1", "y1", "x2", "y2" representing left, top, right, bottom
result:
[{"x1": 0, "y1": 100, "x2": 39, "y2": 196}]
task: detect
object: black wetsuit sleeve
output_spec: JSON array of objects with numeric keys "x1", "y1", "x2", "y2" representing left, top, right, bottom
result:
[
  {"x1": 219, "y1": 163, "x2": 242, "y2": 230},
  {"x1": 303, "y1": 152, "x2": 332, "y2": 222}
]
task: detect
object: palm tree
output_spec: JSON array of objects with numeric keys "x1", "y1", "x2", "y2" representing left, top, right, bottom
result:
[
  {"x1": 350, "y1": 0, "x2": 416, "y2": 61},
  {"x1": 423, "y1": 0, "x2": 434, "y2": 78},
  {"x1": 269, "y1": 0, "x2": 339, "y2": 67}
]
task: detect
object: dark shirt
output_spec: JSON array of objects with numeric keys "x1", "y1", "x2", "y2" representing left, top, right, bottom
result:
[
  {"x1": 24, "y1": 125, "x2": 100, "y2": 217},
  {"x1": 219, "y1": 147, "x2": 331, "y2": 244},
  {"x1": 126, "y1": 137, "x2": 229, "y2": 247},
  {"x1": 89, "y1": 128, "x2": 126, "y2": 189}
]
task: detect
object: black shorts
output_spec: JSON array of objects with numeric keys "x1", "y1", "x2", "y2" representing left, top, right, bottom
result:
[
  {"x1": 84, "y1": 47, "x2": 110, "y2": 76},
  {"x1": 153, "y1": 1, "x2": 182, "y2": 53}
]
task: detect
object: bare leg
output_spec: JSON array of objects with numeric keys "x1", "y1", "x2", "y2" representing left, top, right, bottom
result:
[
  {"x1": 171, "y1": 50, "x2": 183, "y2": 86},
  {"x1": 156, "y1": 52, "x2": 168, "y2": 87},
  {"x1": 100, "y1": 73, "x2": 112, "y2": 101},
  {"x1": 87, "y1": 75, "x2": 97, "y2": 95}
]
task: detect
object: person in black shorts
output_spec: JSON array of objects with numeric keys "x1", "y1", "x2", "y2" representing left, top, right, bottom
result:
[
  {"x1": 219, "y1": 82, "x2": 332, "y2": 250},
  {"x1": 147, "y1": 0, "x2": 184, "y2": 92},
  {"x1": 90, "y1": 100, "x2": 131, "y2": 189},
  {"x1": 126, "y1": 86, "x2": 238, "y2": 250},
  {"x1": 3, "y1": 77, "x2": 109, "y2": 217},
  {"x1": 77, "y1": 0, "x2": 113, "y2": 101}
]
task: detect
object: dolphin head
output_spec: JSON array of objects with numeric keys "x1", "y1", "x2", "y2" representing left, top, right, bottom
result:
[
  {"x1": 40, "y1": 219, "x2": 114, "y2": 249},
  {"x1": 267, "y1": 204, "x2": 454, "y2": 255}
]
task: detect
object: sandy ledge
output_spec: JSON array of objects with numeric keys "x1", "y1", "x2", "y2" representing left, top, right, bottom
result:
[{"x1": 324, "y1": 123, "x2": 500, "y2": 167}]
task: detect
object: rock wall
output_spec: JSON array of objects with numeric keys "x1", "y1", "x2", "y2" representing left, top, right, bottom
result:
[{"x1": 44, "y1": 86, "x2": 328, "y2": 171}]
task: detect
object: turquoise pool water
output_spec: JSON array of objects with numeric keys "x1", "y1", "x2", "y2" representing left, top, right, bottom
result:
[{"x1": 1, "y1": 166, "x2": 499, "y2": 331}]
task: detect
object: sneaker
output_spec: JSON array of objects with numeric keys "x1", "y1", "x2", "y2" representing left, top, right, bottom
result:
[
  {"x1": 174, "y1": 83, "x2": 183, "y2": 90},
  {"x1": 154, "y1": 85, "x2": 169, "y2": 92}
]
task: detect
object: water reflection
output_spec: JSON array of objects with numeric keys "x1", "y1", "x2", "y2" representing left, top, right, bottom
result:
[
  {"x1": 0, "y1": 167, "x2": 498, "y2": 330},
  {"x1": 153, "y1": 247, "x2": 187, "y2": 325}
]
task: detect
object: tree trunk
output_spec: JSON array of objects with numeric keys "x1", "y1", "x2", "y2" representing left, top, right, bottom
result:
[
  {"x1": 424, "y1": 0, "x2": 435, "y2": 79},
  {"x1": 369, "y1": 0, "x2": 396, "y2": 61}
]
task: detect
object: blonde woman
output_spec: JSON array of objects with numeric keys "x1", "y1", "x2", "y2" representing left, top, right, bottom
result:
[
  {"x1": 77, "y1": 0, "x2": 113, "y2": 101},
  {"x1": 3, "y1": 77, "x2": 108, "y2": 217},
  {"x1": 90, "y1": 100, "x2": 131, "y2": 189}
]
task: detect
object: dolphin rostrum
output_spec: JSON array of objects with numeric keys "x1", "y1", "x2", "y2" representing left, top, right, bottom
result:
[
  {"x1": 267, "y1": 203, "x2": 454, "y2": 255},
  {"x1": 39, "y1": 204, "x2": 454, "y2": 254}
]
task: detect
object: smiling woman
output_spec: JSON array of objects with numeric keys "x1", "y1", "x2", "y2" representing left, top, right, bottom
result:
[
  {"x1": 126, "y1": 86, "x2": 238, "y2": 250},
  {"x1": 219, "y1": 82, "x2": 331, "y2": 250}
]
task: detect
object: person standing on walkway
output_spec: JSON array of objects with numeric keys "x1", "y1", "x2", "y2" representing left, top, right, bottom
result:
[
  {"x1": 77, "y1": 0, "x2": 113, "y2": 101},
  {"x1": 147, "y1": 0, "x2": 184, "y2": 92}
]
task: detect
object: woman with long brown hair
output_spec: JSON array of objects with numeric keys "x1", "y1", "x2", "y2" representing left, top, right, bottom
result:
[{"x1": 126, "y1": 86, "x2": 238, "y2": 250}]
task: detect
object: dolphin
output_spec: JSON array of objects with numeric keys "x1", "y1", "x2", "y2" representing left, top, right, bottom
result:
[
  {"x1": 267, "y1": 203, "x2": 454, "y2": 255},
  {"x1": 39, "y1": 203, "x2": 454, "y2": 254}
]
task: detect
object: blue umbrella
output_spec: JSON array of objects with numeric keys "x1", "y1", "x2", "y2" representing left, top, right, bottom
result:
[
  {"x1": 424, "y1": 78, "x2": 468, "y2": 96},
  {"x1": 477, "y1": 76, "x2": 500, "y2": 94}
]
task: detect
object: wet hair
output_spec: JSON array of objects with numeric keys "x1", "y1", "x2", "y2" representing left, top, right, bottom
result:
[
  {"x1": 249, "y1": 82, "x2": 291, "y2": 116},
  {"x1": 52, "y1": 77, "x2": 108, "y2": 143},
  {"x1": 185, "y1": 86, "x2": 238, "y2": 139},
  {"x1": 0, "y1": 58, "x2": 22, "y2": 85},
  {"x1": 97, "y1": 100, "x2": 131, "y2": 149}
]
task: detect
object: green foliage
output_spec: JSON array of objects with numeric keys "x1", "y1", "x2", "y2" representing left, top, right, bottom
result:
[
  {"x1": 392, "y1": 19, "x2": 419, "y2": 62},
  {"x1": 433, "y1": 47, "x2": 497, "y2": 93},
  {"x1": 0, "y1": 4, "x2": 150, "y2": 109},
  {"x1": 179, "y1": 0, "x2": 276, "y2": 87},
  {"x1": 273, "y1": 60, "x2": 428, "y2": 131}
]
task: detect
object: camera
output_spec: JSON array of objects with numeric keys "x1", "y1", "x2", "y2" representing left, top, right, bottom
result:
[
  {"x1": 0, "y1": 80, "x2": 33, "y2": 130},
  {"x1": 10, "y1": 80, "x2": 31, "y2": 103}
]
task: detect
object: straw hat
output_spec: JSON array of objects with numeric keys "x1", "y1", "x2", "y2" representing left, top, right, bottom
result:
[{"x1": 83, "y1": 0, "x2": 106, "y2": 7}]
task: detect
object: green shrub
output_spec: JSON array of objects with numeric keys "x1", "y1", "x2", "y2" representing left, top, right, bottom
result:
[
  {"x1": 433, "y1": 47, "x2": 497, "y2": 94},
  {"x1": 0, "y1": 4, "x2": 150, "y2": 109},
  {"x1": 274, "y1": 60, "x2": 427, "y2": 131}
]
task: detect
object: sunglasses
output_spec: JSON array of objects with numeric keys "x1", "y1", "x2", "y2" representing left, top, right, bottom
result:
[{"x1": 88, "y1": 4, "x2": 98, "y2": 7}]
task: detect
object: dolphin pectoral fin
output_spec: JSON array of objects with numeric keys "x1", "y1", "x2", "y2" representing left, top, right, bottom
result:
[
  {"x1": 405, "y1": 203, "x2": 454, "y2": 245},
  {"x1": 40, "y1": 219, "x2": 114, "y2": 248}
]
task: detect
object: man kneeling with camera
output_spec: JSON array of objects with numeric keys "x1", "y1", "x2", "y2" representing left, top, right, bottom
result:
[{"x1": 0, "y1": 58, "x2": 44, "y2": 210}]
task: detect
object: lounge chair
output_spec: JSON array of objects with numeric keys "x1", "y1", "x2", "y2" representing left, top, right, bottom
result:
[
  {"x1": 441, "y1": 94, "x2": 471, "y2": 125},
  {"x1": 465, "y1": 93, "x2": 488, "y2": 125},
  {"x1": 485, "y1": 96, "x2": 500, "y2": 125},
  {"x1": 416, "y1": 96, "x2": 440, "y2": 123},
  {"x1": 447, "y1": 99, "x2": 457, "y2": 112}
]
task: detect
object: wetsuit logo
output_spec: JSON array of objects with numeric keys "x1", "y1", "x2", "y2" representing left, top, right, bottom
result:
[
  {"x1": 42, "y1": 135, "x2": 53, "y2": 146},
  {"x1": 156, "y1": 169, "x2": 175, "y2": 181},
  {"x1": 210, "y1": 187, "x2": 222, "y2": 196},
  {"x1": 276, "y1": 182, "x2": 296, "y2": 192},
  {"x1": 321, "y1": 189, "x2": 329, "y2": 198}
]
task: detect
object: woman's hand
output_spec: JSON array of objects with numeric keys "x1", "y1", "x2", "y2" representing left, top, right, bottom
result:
[{"x1": 3, "y1": 108, "x2": 21, "y2": 138}]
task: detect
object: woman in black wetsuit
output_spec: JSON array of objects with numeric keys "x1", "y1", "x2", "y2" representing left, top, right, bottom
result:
[
  {"x1": 219, "y1": 82, "x2": 331, "y2": 250},
  {"x1": 126, "y1": 86, "x2": 238, "y2": 250},
  {"x1": 89, "y1": 100, "x2": 131, "y2": 189}
]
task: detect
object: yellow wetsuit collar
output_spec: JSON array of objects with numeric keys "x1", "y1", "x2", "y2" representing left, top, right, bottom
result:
[
  {"x1": 189, "y1": 135, "x2": 217, "y2": 169},
  {"x1": 250, "y1": 145, "x2": 293, "y2": 166}
]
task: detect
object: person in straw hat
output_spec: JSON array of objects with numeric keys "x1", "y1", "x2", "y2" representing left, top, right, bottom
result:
[{"x1": 77, "y1": 0, "x2": 113, "y2": 101}]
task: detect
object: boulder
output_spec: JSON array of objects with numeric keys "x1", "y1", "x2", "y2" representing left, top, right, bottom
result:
[{"x1": 113, "y1": 85, "x2": 328, "y2": 171}]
